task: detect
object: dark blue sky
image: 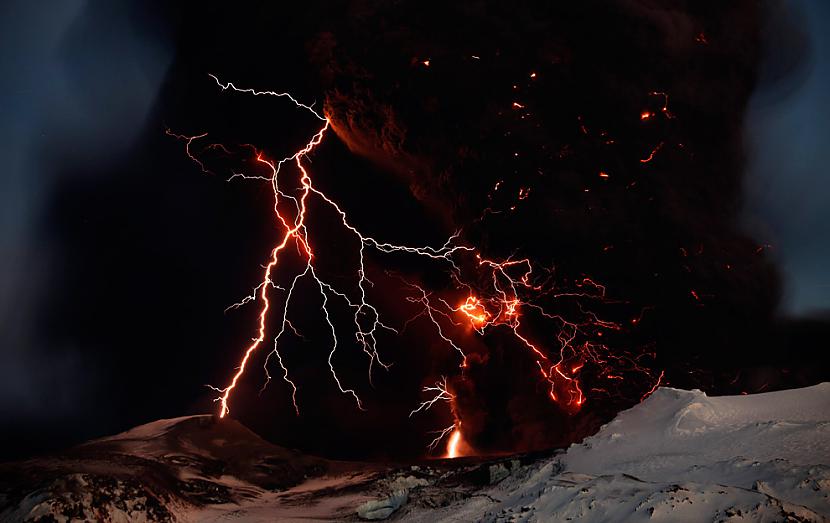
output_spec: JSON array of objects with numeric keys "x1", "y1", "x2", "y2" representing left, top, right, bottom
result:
[
  {"x1": 743, "y1": 0, "x2": 830, "y2": 316},
  {"x1": 0, "y1": 1, "x2": 171, "y2": 419}
]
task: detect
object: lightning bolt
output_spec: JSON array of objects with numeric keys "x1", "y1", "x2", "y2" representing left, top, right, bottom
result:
[{"x1": 172, "y1": 74, "x2": 663, "y2": 458}]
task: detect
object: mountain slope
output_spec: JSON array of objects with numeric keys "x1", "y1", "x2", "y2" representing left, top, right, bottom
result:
[
  {"x1": 2, "y1": 384, "x2": 828, "y2": 522},
  {"x1": 0, "y1": 415, "x2": 329, "y2": 522}
]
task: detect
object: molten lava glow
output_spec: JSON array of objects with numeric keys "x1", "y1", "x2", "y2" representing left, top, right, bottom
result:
[
  {"x1": 457, "y1": 296, "x2": 490, "y2": 326},
  {"x1": 171, "y1": 75, "x2": 663, "y2": 452},
  {"x1": 446, "y1": 426, "x2": 463, "y2": 459}
]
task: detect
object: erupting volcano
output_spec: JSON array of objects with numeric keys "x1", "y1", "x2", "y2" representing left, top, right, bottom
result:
[{"x1": 3, "y1": 0, "x2": 830, "y2": 521}]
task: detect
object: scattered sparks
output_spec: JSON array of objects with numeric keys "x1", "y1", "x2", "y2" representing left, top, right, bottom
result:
[
  {"x1": 175, "y1": 75, "x2": 473, "y2": 419},
  {"x1": 648, "y1": 91, "x2": 675, "y2": 119},
  {"x1": 640, "y1": 91, "x2": 674, "y2": 122},
  {"x1": 640, "y1": 141, "x2": 664, "y2": 163}
]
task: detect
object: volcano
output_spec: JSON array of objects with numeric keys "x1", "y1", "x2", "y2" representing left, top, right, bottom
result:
[{"x1": 2, "y1": 383, "x2": 828, "y2": 522}]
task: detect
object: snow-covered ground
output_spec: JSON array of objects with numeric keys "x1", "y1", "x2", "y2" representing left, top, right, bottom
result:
[
  {"x1": 402, "y1": 383, "x2": 830, "y2": 522},
  {"x1": 2, "y1": 384, "x2": 828, "y2": 522}
]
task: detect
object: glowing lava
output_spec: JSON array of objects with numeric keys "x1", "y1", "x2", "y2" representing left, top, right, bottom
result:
[{"x1": 446, "y1": 426, "x2": 463, "y2": 459}]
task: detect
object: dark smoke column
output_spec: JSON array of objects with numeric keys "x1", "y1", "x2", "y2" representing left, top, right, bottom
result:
[{"x1": 312, "y1": 0, "x2": 780, "y2": 452}]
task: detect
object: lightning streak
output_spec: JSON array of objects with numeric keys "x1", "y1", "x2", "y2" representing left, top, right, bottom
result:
[
  {"x1": 175, "y1": 76, "x2": 470, "y2": 421},
  {"x1": 174, "y1": 75, "x2": 662, "y2": 457}
]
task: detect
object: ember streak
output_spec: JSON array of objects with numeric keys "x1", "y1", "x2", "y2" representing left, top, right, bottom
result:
[{"x1": 172, "y1": 76, "x2": 661, "y2": 456}]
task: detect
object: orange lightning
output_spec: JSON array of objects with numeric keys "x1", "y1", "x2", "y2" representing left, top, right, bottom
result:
[
  {"x1": 213, "y1": 121, "x2": 329, "y2": 418},
  {"x1": 173, "y1": 74, "x2": 663, "y2": 454},
  {"x1": 176, "y1": 75, "x2": 473, "y2": 420}
]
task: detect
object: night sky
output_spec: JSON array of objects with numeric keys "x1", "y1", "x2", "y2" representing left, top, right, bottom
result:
[
  {"x1": 1, "y1": 0, "x2": 829, "y2": 462},
  {"x1": 744, "y1": 0, "x2": 830, "y2": 315}
]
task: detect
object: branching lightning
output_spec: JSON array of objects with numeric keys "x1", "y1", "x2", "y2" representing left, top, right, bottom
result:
[{"x1": 171, "y1": 75, "x2": 663, "y2": 458}]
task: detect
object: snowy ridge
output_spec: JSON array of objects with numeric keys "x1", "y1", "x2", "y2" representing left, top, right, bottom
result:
[
  {"x1": 2, "y1": 385, "x2": 828, "y2": 522},
  {"x1": 565, "y1": 384, "x2": 830, "y2": 474},
  {"x1": 403, "y1": 383, "x2": 830, "y2": 522},
  {"x1": 0, "y1": 415, "x2": 330, "y2": 522}
]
